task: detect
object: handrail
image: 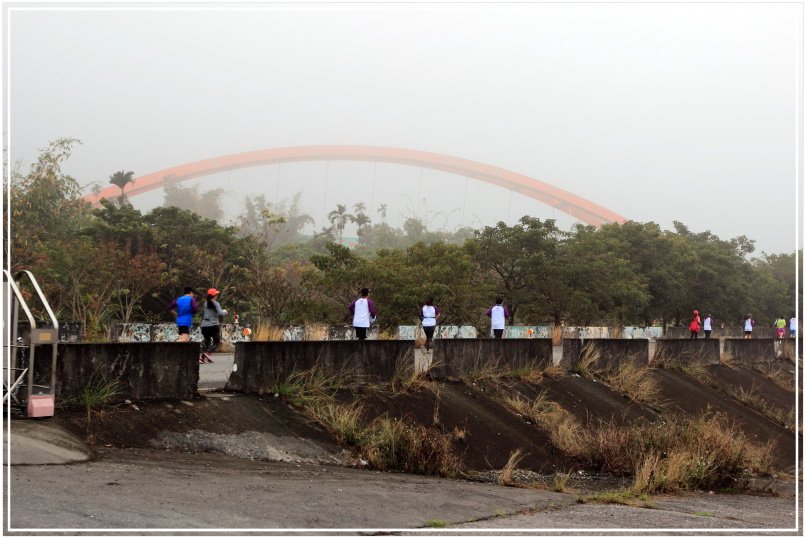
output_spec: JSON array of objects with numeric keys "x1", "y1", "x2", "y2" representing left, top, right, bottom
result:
[
  {"x1": 14, "y1": 270, "x2": 58, "y2": 331},
  {"x1": 3, "y1": 270, "x2": 36, "y2": 329}
]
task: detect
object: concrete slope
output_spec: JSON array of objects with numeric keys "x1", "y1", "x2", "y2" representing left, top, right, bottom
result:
[
  {"x1": 649, "y1": 368, "x2": 797, "y2": 471},
  {"x1": 4, "y1": 420, "x2": 93, "y2": 465},
  {"x1": 51, "y1": 394, "x2": 349, "y2": 466}
]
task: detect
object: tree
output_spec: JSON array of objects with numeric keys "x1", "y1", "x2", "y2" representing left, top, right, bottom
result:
[
  {"x1": 327, "y1": 204, "x2": 353, "y2": 245},
  {"x1": 467, "y1": 217, "x2": 564, "y2": 324},
  {"x1": 109, "y1": 170, "x2": 135, "y2": 206},
  {"x1": 163, "y1": 183, "x2": 225, "y2": 222},
  {"x1": 377, "y1": 203, "x2": 388, "y2": 224}
]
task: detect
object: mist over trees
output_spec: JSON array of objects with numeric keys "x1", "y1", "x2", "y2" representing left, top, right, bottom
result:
[{"x1": 5, "y1": 140, "x2": 800, "y2": 339}]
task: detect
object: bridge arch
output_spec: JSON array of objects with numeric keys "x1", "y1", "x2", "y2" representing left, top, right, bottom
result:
[{"x1": 85, "y1": 145, "x2": 626, "y2": 226}]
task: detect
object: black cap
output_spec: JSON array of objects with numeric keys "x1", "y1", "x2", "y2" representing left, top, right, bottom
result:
[{"x1": 184, "y1": 286, "x2": 195, "y2": 294}]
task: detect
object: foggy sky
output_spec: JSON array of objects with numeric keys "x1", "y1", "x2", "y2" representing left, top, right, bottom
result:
[{"x1": 6, "y1": 1, "x2": 803, "y2": 255}]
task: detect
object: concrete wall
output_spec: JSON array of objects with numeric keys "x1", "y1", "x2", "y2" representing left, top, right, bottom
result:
[
  {"x1": 16, "y1": 321, "x2": 84, "y2": 343},
  {"x1": 560, "y1": 339, "x2": 650, "y2": 370},
  {"x1": 226, "y1": 341, "x2": 412, "y2": 393},
  {"x1": 54, "y1": 343, "x2": 199, "y2": 403},
  {"x1": 652, "y1": 339, "x2": 721, "y2": 365},
  {"x1": 723, "y1": 339, "x2": 778, "y2": 365},
  {"x1": 428, "y1": 339, "x2": 554, "y2": 380}
]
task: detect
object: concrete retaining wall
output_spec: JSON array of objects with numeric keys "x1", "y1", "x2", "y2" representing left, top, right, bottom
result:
[
  {"x1": 560, "y1": 339, "x2": 650, "y2": 370},
  {"x1": 54, "y1": 343, "x2": 199, "y2": 403},
  {"x1": 652, "y1": 339, "x2": 721, "y2": 365},
  {"x1": 723, "y1": 339, "x2": 778, "y2": 365},
  {"x1": 226, "y1": 341, "x2": 412, "y2": 393},
  {"x1": 428, "y1": 339, "x2": 554, "y2": 380}
]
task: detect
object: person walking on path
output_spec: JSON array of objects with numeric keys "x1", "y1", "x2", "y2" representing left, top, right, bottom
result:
[
  {"x1": 743, "y1": 314, "x2": 755, "y2": 339},
  {"x1": 349, "y1": 288, "x2": 377, "y2": 341},
  {"x1": 167, "y1": 287, "x2": 198, "y2": 343},
  {"x1": 789, "y1": 315, "x2": 798, "y2": 338},
  {"x1": 702, "y1": 313, "x2": 713, "y2": 338},
  {"x1": 689, "y1": 310, "x2": 701, "y2": 339},
  {"x1": 200, "y1": 288, "x2": 228, "y2": 362},
  {"x1": 486, "y1": 297, "x2": 510, "y2": 339},
  {"x1": 774, "y1": 316, "x2": 787, "y2": 339},
  {"x1": 419, "y1": 297, "x2": 441, "y2": 351}
]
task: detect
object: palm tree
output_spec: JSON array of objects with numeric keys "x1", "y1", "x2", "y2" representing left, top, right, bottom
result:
[
  {"x1": 377, "y1": 203, "x2": 388, "y2": 224},
  {"x1": 109, "y1": 170, "x2": 135, "y2": 206},
  {"x1": 327, "y1": 203, "x2": 353, "y2": 244},
  {"x1": 351, "y1": 212, "x2": 371, "y2": 238}
]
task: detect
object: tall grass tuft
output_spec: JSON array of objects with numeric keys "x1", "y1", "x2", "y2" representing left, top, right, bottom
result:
[
  {"x1": 362, "y1": 416, "x2": 461, "y2": 477},
  {"x1": 306, "y1": 399, "x2": 366, "y2": 446},
  {"x1": 498, "y1": 389, "x2": 774, "y2": 493},
  {"x1": 498, "y1": 448, "x2": 526, "y2": 486},
  {"x1": 600, "y1": 361, "x2": 661, "y2": 407},
  {"x1": 574, "y1": 343, "x2": 601, "y2": 377},
  {"x1": 254, "y1": 321, "x2": 284, "y2": 341}
]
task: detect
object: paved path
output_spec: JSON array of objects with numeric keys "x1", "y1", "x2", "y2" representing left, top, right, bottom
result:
[
  {"x1": 5, "y1": 448, "x2": 800, "y2": 534},
  {"x1": 198, "y1": 352, "x2": 234, "y2": 391}
]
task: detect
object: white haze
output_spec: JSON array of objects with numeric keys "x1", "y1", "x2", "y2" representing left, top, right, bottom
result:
[{"x1": 6, "y1": 1, "x2": 803, "y2": 254}]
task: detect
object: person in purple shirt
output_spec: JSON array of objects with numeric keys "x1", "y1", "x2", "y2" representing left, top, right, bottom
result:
[
  {"x1": 167, "y1": 287, "x2": 198, "y2": 342},
  {"x1": 486, "y1": 297, "x2": 509, "y2": 339},
  {"x1": 419, "y1": 297, "x2": 441, "y2": 351},
  {"x1": 348, "y1": 288, "x2": 377, "y2": 340}
]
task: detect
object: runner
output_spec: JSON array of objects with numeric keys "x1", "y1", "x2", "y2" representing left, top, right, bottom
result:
[
  {"x1": 486, "y1": 297, "x2": 509, "y2": 339},
  {"x1": 200, "y1": 288, "x2": 228, "y2": 363},
  {"x1": 348, "y1": 288, "x2": 376, "y2": 341},
  {"x1": 167, "y1": 287, "x2": 198, "y2": 343}
]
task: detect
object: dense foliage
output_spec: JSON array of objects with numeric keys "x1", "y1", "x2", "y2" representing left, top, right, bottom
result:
[{"x1": 4, "y1": 140, "x2": 800, "y2": 338}]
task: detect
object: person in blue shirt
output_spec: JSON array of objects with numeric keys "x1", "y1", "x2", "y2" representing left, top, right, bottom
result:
[{"x1": 167, "y1": 287, "x2": 198, "y2": 342}]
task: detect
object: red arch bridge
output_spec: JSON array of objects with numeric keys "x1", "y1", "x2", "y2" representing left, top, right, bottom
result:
[{"x1": 85, "y1": 145, "x2": 627, "y2": 227}]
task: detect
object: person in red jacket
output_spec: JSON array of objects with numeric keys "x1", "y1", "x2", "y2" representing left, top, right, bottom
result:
[{"x1": 689, "y1": 310, "x2": 701, "y2": 339}]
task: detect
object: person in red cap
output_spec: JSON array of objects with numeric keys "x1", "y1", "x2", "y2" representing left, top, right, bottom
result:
[
  {"x1": 688, "y1": 309, "x2": 701, "y2": 339},
  {"x1": 200, "y1": 287, "x2": 228, "y2": 362}
]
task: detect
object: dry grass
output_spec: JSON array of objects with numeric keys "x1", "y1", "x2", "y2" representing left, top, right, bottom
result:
[
  {"x1": 253, "y1": 321, "x2": 284, "y2": 341},
  {"x1": 719, "y1": 351, "x2": 735, "y2": 366},
  {"x1": 304, "y1": 323, "x2": 329, "y2": 341},
  {"x1": 500, "y1": 388, "x2": 775, "y2": 494},
  {"x1": 510, "y1": 361, "x2": 545, "y2": 383},
  {"x1": 498, "y1": 448, "x2": 526, "y2": 486},
  {"x1": 654, "y1": 353, "x2": 712, "y2": 385},
  {"x1": 542, "y1": 363, "x2": 565, "y2": 379},
  {"x1": 361, "y1": 416, "x2": 462, "y2": 477},
  {"x1": 725, "y1": 383, "x2": 795, "y2": 430},
  {"x1": 305, "y1": 399, "x2": 366, "y2": 446},
  {"x1": 463, "y1": 355, "x2": 509, "y2": 385},
  {"x1": 574, "y1": 343, "x2": 601, "y2": 377},
  {"x1": 553, "y1": 470, "x2": 572, "y2": 493},
  {"x1": 551, "y1": 325, "x2": 563, "y2": 346},
  {"x1": 766, "y1": 368, "x2": 796, "y2": 392},
  {"x1": 389, "y1": 350, "x2": 432, "y2": 394},
  {"x1": 600, "y1": 361, "x2": 662, "y2": 407}
]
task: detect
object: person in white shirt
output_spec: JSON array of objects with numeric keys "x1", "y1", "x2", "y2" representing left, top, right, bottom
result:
[
  {"x1": 419, "y1": 297, "x2": 441, "y2": 351},
  {"x1": 702, "y1": 314, "x2": 713, "y2": 338},
  {"x1": 485, "y1": 297, "x2": 510, "y2": 339},
  {"x1": 348, "y1": 288, "x2": 377, "y2": 340},
  {"x1": 789, "y1": 316, "x2": 798, "y2": 338}
]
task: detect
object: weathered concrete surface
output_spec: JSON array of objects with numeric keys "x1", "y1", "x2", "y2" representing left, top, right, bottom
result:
[
  {"x1": 429, "y1": 338, "x2": 554, "y2": 380},
  {"x1": 226, "y1": 341, "x2": 413, "y2": 392},
  {"x1": 560, "y1": 339, "x2": 649, "y2": 370},
  {"x1": 3, "y1": 420, "x2": 93, "y2": 465},
  {"x1": 652, "y1": 338, "x2": 721, "y2": 365},
  {"x1": 56, "y1": 343, "x2": 199, "y2": 402},
  {"x1": 5, "y1": 448, "x2": 799, "y2": 533},
  {"x1": 723, "y1": 338, "x2": 777, "y2": 365}
]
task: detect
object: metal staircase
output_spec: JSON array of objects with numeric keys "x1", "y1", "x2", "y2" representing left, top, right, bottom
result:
[{"x1": 3, "y1": 270, "x2": 59, "y2": 417}]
